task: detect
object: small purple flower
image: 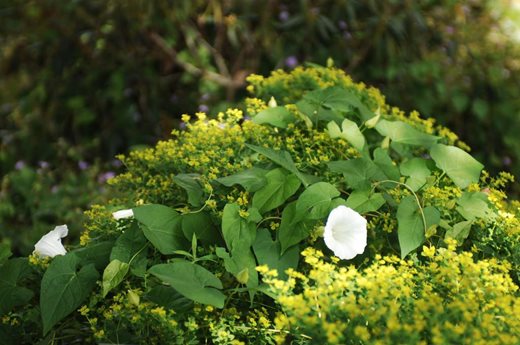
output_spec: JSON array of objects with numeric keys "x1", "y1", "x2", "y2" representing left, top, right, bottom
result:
[
  {"x1": 179, "y1": 122, "x2": 187, "y2": 130},
  {"x1": 279, "y1": 10, "x2": 289, "y2": 22},
  {"x1": 98, "y1": 171, "x2": 116, "y2": 184},
  {"x1": 198, "y1": 104, "x2": 209, "y2": 113},
  {"x1": 285, "y1": 56, "x2": 299, "y2": 69},
  {"x1": 445, "y1": 26, "x2": 455, "y2": 35},
  {"x1": 15, "y1": 160, "x2": 26, "y2": 170},
  {"x1": 78, "y1": 161, "x2": 89, "y2": 170},
  {"x1": 111, "y1": 159, "x2": 123, "y2": 168},
  {"x1": 503, "y1": 156, "x2": 512, "y2": 166},
  {"x1": 38, "y1": 161, "x2": 50, "y2": 169},
  {"x1": 200, "y1": 93, "x2": 210, "y2": 102},
  {"x1": 338, "y1": 20, "x2": 347, "y2": 30},
  {"x1": 343, "y1": 31, "x2": 352, "y2": 40}
]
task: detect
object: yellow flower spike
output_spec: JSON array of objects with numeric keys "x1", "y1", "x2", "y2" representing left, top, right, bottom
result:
[
  {"x1": 181, "y1": 114, "x2": 191, "y2": 123},
  {"x1": 422, "y1": 245, "x2": 436, "y2": 258}
]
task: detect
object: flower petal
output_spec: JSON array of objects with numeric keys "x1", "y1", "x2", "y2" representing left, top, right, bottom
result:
[
  {"x1": 34, "y1": 225, "x2": 68, "y2": 258},
  {"x1": 323, "y1": 205, "x2": 367, "y2": 260},
  {"x1": 113, "y1": 209, "x2": 134, "y2": 220}
]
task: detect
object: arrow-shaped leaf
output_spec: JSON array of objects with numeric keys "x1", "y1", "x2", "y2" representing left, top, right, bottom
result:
[
  {"x1": 148, "y1": 261, "x2": 225, "y2": 308},
  {"x1": 252, "y1": 168, "x2": 301, "y2": 214},
  {"x1": 246, "y1": 144, "x2": 309, "y2": 186},
  {"x1": 133, "y1": 204, "x2": 188, "y2": 255},
  {"x1": 40, "y1": 254, "x2": 99, "y2": 335}
]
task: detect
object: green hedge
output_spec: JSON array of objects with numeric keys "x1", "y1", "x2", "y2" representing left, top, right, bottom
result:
[{"x1": 1, "y1": 66, "x2": 518, "y2": 344}]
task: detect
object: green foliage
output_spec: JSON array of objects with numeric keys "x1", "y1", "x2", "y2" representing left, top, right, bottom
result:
[
  {"x1": 40, "y1": 253, "x2": 99, "y2": 335},
  {"x1": 0, "y1": 162, "x2": 113, "y2": 256},
  {"x1": 148, "y1": 262, "x2": 225, "y2": 308},
  {"x1": 0, "y1": 258, "x2": 33, "y2": 315},
  {"x1": 0, "y1": 66, "x2": 518, "y2": 343},
  {"x1": 133, "y1": 204, "x2": 188, "y2": 255},
  {"x1": 2, "y1": 0, "x2": 520, "y2": 260},
  {"x1": 102, "y1": 259, "x2": 130, "y2": 298},
  {"x1": 430, "y1": 144, "x2": 484, "y2": 188},
  {"x1": 251, "y1": 168, "x2": 301, "y2": 213}
]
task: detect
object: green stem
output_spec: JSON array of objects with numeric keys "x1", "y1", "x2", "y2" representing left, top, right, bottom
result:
[
  {"x1": 128, "y1": 243, "x2": 148, "y2": 266},
  {"x1": 373, "y1": 179, "x2": 428, "y2": 232},
  {"x1": 256, "y1": 216, "x2": 282, "y2": 228},
  {"x1": 189, "y1": 190, "x2": 214, "y2": 214}
]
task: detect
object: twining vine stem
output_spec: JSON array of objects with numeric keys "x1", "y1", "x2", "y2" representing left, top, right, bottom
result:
[{"x1": 372, "y1": 180, "x2": 428, "y2": 232}]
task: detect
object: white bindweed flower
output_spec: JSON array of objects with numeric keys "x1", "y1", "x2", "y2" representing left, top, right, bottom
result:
[
  {"x1": 34, "y1": 225, "x2": 68, "y2": 258},
  {"x1": 112, "y1": 208, "x2": 134, "y2": 220},
  {"x1": 324, "y1": 205, "x2": 367, "y2": 260}
]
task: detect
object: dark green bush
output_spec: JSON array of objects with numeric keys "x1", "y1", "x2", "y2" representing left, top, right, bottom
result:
[
  {"x1": 1, "y1": 0, "x2": 518, "y2": 174},
  {"x1": 0, "y1": 161, "x2": 114, "y2": 255},
  {"x1": 1, "y1": 0, "x2": 519, "y2": 254}
]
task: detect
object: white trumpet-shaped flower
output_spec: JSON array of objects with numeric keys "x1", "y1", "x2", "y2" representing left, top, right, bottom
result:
[
  {"x1": 34, "y1": 225, "x2": 68, "y2": 258},
  {"x1": 112, "y1": 209, "x2": 134, "y2": 220},
  {"x1": 324, "y1": 205, "x2": 367, "y2": 260}
]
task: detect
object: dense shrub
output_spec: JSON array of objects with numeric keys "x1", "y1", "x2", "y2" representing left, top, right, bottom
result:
[
  {"x1": 0, "y1": 66, "x2": 518, "y2": 344},
  {"x1": 2, "y1": 0, "x2": 519, "y2": 255},
  {"x1": 0, "y1": 161, "x2": 116, "y2": 255}
]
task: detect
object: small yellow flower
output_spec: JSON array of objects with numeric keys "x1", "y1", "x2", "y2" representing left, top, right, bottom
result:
[{"x1": 422, "y1": 245, "x2": 436, "y2": 258}]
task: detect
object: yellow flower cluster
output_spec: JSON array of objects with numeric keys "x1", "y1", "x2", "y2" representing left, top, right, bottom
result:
[
  {"x1": 264, "y1": 246, "x2": 520, "y2": 345},
  {"x1": 247, "y1": 66, "x2": 464, "y2": 147}
]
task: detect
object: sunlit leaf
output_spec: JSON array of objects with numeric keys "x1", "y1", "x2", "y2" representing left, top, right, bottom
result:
[
  {"x1": 375, "y1": 119, "x2": 439, "y2": 147},
  {"x1": 373, "y1": 148, "x2": 400, "y2": 180},
  {"x1": 173, "y1": 174, "x2": 204, "y2": 207},
  {"x1": 102, "y1": 259, "x2": 129, "y2": 297},
  {"x1": 345, "y1": 189, "x2": 385, "y2": 213},
  {"x1": 253, "y1": 106, "x2": 295, "y2": 128},
  {"x1": 328, "y1": 158, "x2": 386, "y2": 189},
  {"x1": 221, "y1": 203, "x2": 256, "y2": 254},
  {"x1": 133, "y1": 204, "x2": 188, "y2": 255},
  {"x1": 430, "y1": 144, "x2": 483, "y2": 189},
  {"x1": 400, "y1": 158, "x2": 431, "y2": 191},
  {"x1": 456, "y1": 192, "x2": 494, "y2": 221},
  {"x1": 293, "y1": 182, "x2": 340, "y2": 222}
]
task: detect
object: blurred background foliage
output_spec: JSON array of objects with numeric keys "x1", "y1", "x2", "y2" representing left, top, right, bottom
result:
[{"x1": 1, "y1": 0, "x2": 519, "y2": 255}]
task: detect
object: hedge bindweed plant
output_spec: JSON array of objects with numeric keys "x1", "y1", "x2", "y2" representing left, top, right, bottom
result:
[{"x1": 0, "y1": 66, "x2": 518, "y2": 344}]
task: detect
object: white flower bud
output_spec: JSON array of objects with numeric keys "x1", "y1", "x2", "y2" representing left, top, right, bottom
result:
[{"x1": 113, "y1": 209, "x2": 134, "y2": 220}]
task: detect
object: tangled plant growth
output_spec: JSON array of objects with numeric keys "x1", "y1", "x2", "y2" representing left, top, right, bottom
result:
[
  {"x1": 0, "y1": 66, "x2": 519, "y2": 344},
  {"x1": 2, "y1": 0, "x2": 520, "y2": 258}
]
